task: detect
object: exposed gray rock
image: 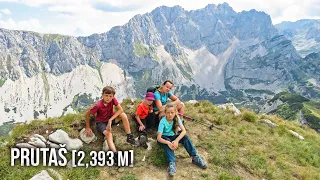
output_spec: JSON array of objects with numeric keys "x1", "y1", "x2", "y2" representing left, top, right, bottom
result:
[
  {"x1": 289, "y1": 130, "x2": 304, "y2": 140},
  {"x1": 79, "y1": 128, "x2": 97, "y2": 144},
  {"x1": 47, "y1": 141, "x2": 61, "y2": 149},
  {"x1": 146, "y1": 142, "x2": 152, "y2": 151},
  {"x1": 186, "y1": 100, "x2": 198, "y2": 104},
  {"x1": 48, "y1": 129, "x2": 83, "y2": 151},
  {"x1": 66, "y1": 138, "x2": 83, "y2": 151},
  {"x1": 28, "y1": 137, "x2": 46, "y2": 148},
  {"x1": 16, "y1": 143, "x2": 36, "y2": 149},
  {"x1": 298, "y1": 110, "x2": 308, "y2": 125},
  {"x1": 217, "y1": 103, "x2": 241, "y2": 115},
  {"x1": 275, "y1": 19, "x2": 320, "y2": 57},
  {"x1": 30, "y1": 134, "x2": 47, "y2": 143},
  {"x1": 29, "y1": 170, "x2": 53, "y2": 180},
  {"x1": 118, "y1": 167, "x2": 125, "y2": 173},
  {"x1": 48, "y1": 129, "x2": 69, "y2": 144},
  {"x1": 1, "y1": 3, "x2": 318, "y2": 125},
  {"x1": 260, "y1": 99, "x2": 284, "y2": 113},
  {"x1": 260, "y1": 119, "x2": 278, "y2": 128}
]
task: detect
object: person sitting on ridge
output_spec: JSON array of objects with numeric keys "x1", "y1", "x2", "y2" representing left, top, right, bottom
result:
[
  {"x1": 135, "y1": 92, "x2": 156, "y2": 148},
  {"x1": 154, "y1": 80, "x2": 185, "y2": 123},
  {"x1": 85, "y1": 86, "x2": 138, "y2": 153}
]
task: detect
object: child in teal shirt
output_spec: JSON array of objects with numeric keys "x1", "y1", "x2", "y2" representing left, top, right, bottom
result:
[{"x1": 157, "y1": 103, "x2": 207, "y2": 176}]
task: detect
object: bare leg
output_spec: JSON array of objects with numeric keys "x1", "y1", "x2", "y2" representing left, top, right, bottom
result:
[
  {"x1": 176, "y1": 102, "x2": 185, "y2": 114},
  {"x1": 103, "y1": 130, "x2": 117, "y2": 152},
  {"x1": 116, "y1": 113, "x2": 131, "y2": 134}
]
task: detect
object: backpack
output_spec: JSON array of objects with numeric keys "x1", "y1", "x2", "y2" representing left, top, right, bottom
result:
[{"x1": 146, "y1": 86, "x2": 160, "y2": 93}]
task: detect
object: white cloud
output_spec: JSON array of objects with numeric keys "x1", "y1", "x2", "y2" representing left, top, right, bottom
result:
[
  {"x1": 1, "y1": 8, "x2": 11, "y2": 14},
  {"x1": 0, "y1": 0, "x2": 319, "y2": 36},
  {"x1": 0, "y1": 18, "x2": 46, "y2": 33}
]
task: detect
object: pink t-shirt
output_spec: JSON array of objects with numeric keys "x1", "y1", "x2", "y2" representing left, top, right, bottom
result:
[{"x1": 90, "y1": 98, "x2": 119, "y2": 122}]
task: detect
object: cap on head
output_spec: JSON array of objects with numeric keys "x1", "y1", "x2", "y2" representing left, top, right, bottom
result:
[{"x1": 145, "y1": 92, "x2": 155, "y2": 101}]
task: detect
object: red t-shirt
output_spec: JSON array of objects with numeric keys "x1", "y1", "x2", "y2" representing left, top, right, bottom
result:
[
  {"x1": 136, "y1": 102, "x2": 153, "y2": 119},
  {"x1": 90, "y1": 98, "x2": 119, "y2": 122}
]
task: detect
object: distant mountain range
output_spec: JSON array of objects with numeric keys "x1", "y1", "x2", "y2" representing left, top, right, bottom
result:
[
  {"x1": 275, "y1": 19, "x2": 320, "y2": 58},
  {"x1": 0, "y1": 2, "x2": 319, "y2": 124}
]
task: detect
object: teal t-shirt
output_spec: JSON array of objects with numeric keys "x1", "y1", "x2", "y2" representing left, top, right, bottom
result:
[
  {"x1": 158, "y1": 116, "x2": 183, "y2": 136},
  {"x1": 154, "y1": 90, "x2": 172, "y2": 111}
]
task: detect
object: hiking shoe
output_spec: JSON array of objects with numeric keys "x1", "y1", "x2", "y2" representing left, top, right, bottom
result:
[
  {"x1": 192, "y1": 155, "x2": 207, "y2": 169},
  {"x1": 113, "y1": 152, "x2": 118, "y2": 166},
  {"x1": 127, "y1": 134, "x2": 139, "y2": 146},
  {"x1": 139, "y1": 135, "x2": 148, "y2": 149},
  {"x1": 168, "y1": 162, "x2": 176, "y2": 176}
]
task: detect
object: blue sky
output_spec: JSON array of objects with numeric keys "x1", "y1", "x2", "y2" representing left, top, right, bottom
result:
[{"x1": 0, "y1": 0, "x2": 319, "y2": 36}]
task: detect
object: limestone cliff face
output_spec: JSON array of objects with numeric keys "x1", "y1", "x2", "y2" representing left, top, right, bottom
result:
[
  {"x1": 275, "y1": 19, "x2": 320, "y2": 58},
  {"x1": 1, "y1": 3, "x2": 317, "y2": 124}
]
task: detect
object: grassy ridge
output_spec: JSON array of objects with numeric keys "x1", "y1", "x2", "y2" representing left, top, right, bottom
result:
[
  {"x1": 0, "y1": 100, "x2": 319, "y2": 179},
  {"x1": 268, "y1": 92, "x2": 320, "y2": 131}
]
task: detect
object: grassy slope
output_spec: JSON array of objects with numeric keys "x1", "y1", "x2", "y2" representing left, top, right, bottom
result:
[
  {"x1": 268, "y1": 92, "x2": 320, "y2": 130},
  {"x1": 303, "y1": 101, "x2": 320, "y2": 118},
  {"x1": 0, "y1": 100, "x2": 319, "y2": 180}
]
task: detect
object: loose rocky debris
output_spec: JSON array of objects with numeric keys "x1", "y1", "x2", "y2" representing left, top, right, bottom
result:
[
  {"x1": 289, "y1": 130, "x2": 305, "y2": 140},
  {"x1": 217, "y1": 103, "x2": 241, "y2": 116},
  {"x1": 15, "y1": 129, "x2": 83, "y2": 151},
  {"x1": 79, "y1": 128, "x2": 97, "y2": 144},
  {"x1": 29, "y1": 170, "x2": 53, "y2": 180},
  {"x1": 260, "y1": 119, "x2": 305, "y2": 140},
  {"x1": 29, "y1": 169, "x2": 63, "y2": 180},
  {"x1": 260, "y1": 119, "x2": 278, "y2": 128},
  {"x1": 187, "y1": 100, "x2": 198, "y2": 104},
  {"x1": 48, "y1": 129, "x2": 83, "y2": 151}
]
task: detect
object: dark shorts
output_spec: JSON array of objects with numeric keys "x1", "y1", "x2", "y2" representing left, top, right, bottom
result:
[{"x1": 96, "y1": 120, "x2": 120, "y2": 134}]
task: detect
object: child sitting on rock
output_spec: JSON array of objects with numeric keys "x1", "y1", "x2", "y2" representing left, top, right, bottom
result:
[
  {"x1": 85, "y1": 86, "x2": 138, "y2": 153},
  {"x1": 157, "y1": 103, "x2": 207, "y2": 176},
  {"x1": 135, "y1": 92, "x2": 156, "y2": 148}
]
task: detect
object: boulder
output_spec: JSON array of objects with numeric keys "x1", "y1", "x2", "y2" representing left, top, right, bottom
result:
[
  {"x1": 48, "y1": 130, "x2": 69, "y2": 144},
  {"x1": 28, "y1": 137, "x2": 46, "y2": 148},
  {"x1": 16, "y1": 143, "x2": 36, "y2": 149},
  {"x1": 31, "y1": 134, "x2": 47, "y2": 143},
  {"x1": 289, "y1": 130, "x2": 304, "y2": 140},
  {"x1": 260, "y1": 119, "x2": 278, "y2": 128},
  {"x1": 79, "y1": 128, "x2": 97, "y2": 144},
  {"x1": 29, "y1": 170, "x2": 53, "y2": 180},
  {"x1": 47, "y1": 141, "x2": 61, "y2": 149},
  {"x1": 48, "y1": 129, "x2": 83, "y2": 151},
  {"x1": 217, "y1": 103, "x2": 241, "y2": 115}
]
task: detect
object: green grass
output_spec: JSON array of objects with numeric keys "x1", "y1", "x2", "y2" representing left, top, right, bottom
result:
[
  {"x1": 1, "y1": 101, "x2": 320, "y2": 179},
  {"x1": 241, "y1": 111, "x2": 257, "y2": 122},
  {"x1": 0, "y1": 121, "x2": 14, "y2": 137},
  {"x1": 133, "y1": 43, "x2": 150, "y2": 57},
  {"x1": 0, "y1": 79, "x2": 6, "y2": 87},
  {"x1": 304, "y1": 101, "x2": 320, "y2": 118},
  {"x1": 0, "y1": 112, "x2": 101, "y2": 180},
  {"x1": 148, "y1": 143, "x2": 167, "y2": 167},
  {"x1": 43, "y1": 34, "x2": 64, "y2": 42}
]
